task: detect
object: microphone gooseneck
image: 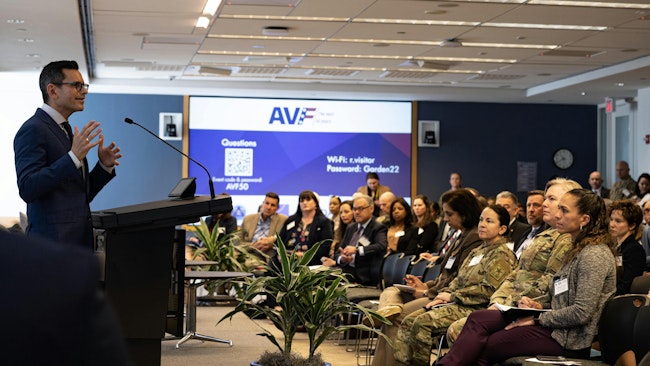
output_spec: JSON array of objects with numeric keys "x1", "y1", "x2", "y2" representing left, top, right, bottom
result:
[{"x1": 123, "y1": 117, "x2": 215, "y2": 199}]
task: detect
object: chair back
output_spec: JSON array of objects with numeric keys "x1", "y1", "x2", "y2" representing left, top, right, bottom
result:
[
  {"x1": 630, "y1": 275, "x2": 650, "y2": 294},
  {"x1": 380, "y1": 253, "x2": 401, "y2": 290},
  {"x1": 409, "y1": 259, "x2": 429, "y2": 278},
  {"x1": 388, "y1": 254, "x2": 415, "y2": 287},
  {"x1": 633, "y1": 304, "x2": 650, "y2": 362},
  {"x1": 422, "y1": 263, "x2": 441, "y2": 283},
  {"x1": 598, "y1": 294, "x2": 648, "y2": 365}
]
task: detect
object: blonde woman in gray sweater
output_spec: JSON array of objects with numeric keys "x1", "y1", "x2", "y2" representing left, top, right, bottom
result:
[{"x1": 438, "y1": 189, "x2": 616, "y2": 366}]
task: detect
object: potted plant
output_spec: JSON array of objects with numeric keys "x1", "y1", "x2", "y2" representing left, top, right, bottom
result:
[
  {"x1": 218, "y1": 237, "x2": 391, "y2": 366},
  {"x1": 190, "y1": 218, "x2": 258, "y2": 297}
]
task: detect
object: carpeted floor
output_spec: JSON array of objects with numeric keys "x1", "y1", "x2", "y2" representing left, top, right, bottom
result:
[{"x1": 161, "y1": 304, "x2": 365, "y2": 366}]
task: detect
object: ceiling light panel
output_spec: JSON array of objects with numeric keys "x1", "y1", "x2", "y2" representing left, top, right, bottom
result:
[
  {"x1": 200, "y1": 38, "x2": 321, "y2": 54},
  {"x1": 289, "y1": 0, "x2": 376, "y2": 18},
  {"x1": 357, "y1": 1, "x2": 521, "y2": 23},
  {"x1": 489, "y1": 3, "x2": 642, "y2": 28}
]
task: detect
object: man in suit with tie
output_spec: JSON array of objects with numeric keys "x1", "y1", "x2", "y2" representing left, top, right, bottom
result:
[
  {"x1": 513, "y1": 190, "x2": 549, "y2": 257},
  {"x1": 14, "y1": 60, "x2": 122, "y2": 249},
  {"x1": 336, "y1": 194, "x2": 388, "y2": 286},
  {"x1": 495, "y1": 191, "x2": 531, "y2": 245},
  {"x1": 588, "y1": 171, "x2": 610, "y2": 198}
]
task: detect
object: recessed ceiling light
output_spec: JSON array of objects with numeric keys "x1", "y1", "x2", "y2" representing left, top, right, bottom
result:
[
  {"x1": 425, "y1": 10, "x2": 447, "y2": 15},
  {"x1": 7, "y1": 19, "x2": 25, "y2": 24},
  {"x1": 616, "y1": 82, "x2": 625, "y2": 87},
  {"x1": 18, "y1": 38, "x2": 34, "y2": 43},
  {"x1": 196, "y1": 17, "x2": 210, "y2": 28},
  {"x1": 580, "y1": 91, "x2": 587, "y2": 96},
  {"x1": 26, "y1": 54, "x2": 40, "y2": 58}
]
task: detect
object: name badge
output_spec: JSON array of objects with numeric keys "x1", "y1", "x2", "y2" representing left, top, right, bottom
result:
[
  {"x1": 444, "y1": 257, "x2": 456, "y2": 269},
  {"x1": 418, "y1": 228, "x2": 424, "y2": 235},
  {"x1": 358, "y1": 236, "x2": 370, "y2": 247},
  {"x1": 554, "y1": 278, "x2": 568, "y2": 295},
  {"x1": 395, "y1": 230, "x2": 405, "y2": 238},
  {"x1": 615, "y1": 255, "x2": 623, "y2": 267},
  {"x1": 286, "y1": 221, "x2": 295, "y2": 230},
  {"x1": 468, "y1": 254, "x2": 483, "y2": 266}
]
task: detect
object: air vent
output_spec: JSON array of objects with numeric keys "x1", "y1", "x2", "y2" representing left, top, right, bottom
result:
[
  {"x1": 380, "y1": 71, "x2": 437, "y2": 79},
  {"x1": 235, "y1": 67, "x2": 286, "y2": 75},
  {"x1": 468, "y1": 74, "x2": 525, "y2": 81},
  {"x1": 306, "y1": 69, "x2": 359, "y2": 77},
  {"x1": 541, "y1": 49, "x2": 605, "y2": 57}
]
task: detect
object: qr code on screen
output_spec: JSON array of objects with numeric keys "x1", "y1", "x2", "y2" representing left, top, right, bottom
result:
[{"x1": 224, "y1": 148, "x2": 253, "y2": 176}]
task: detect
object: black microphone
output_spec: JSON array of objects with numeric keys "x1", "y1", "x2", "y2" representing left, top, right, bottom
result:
[{"x1": 124, "y1": 117, "x2": 215, "y2": 199}]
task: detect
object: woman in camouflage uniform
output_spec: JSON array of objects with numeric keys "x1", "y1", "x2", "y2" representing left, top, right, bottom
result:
[{"x1": 393, "y1": 205, "x2": 517, "y2": 366}]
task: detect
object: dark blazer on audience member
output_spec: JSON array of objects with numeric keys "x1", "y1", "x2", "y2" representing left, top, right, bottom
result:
[
  {"x1": 415, "y1": 221, "x2": 439, "y2": 255},
  {"x1": 336, "y1": 217, "x2": 388, "y2": 286},
  {"x1": 616, "y1": 234, "x2": 646, "y2": 295},
  {"x1": 393, "y1": 225, "x2": 420, "y2": 256},
  {"x1": 14, "y1": 108, "x2": 115, "y2": 249},
  {"x1": 277, "y1": 213, "x2": 333, "y2": 266},
  {"x1": 0, "y1": 230, "x2": 131, "y2": 366},
  {"x1": 600, "y1": 187, "x2": 611, "y2": 199},
  {"x1": 513, "y1": 223, "x2": 550, "y2": 253},
  {"x1": 509, "y1": 219, "x2": 531, "y2": 245}
]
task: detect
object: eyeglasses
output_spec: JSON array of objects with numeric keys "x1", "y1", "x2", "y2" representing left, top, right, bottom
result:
[
  {"x1": 51, "y1": 81, "x2": 89, "y2": 92},
  {"x1": 644, "y1": 209, "x2": 650, "y2": 213},
  {"x1": 352, "y1": 205, "x2": 370, "y2": 212}
]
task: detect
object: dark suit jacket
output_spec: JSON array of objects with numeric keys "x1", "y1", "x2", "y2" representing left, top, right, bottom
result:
[
  {"x1": 14, "y1": 108, "x2": 115, "y2": 249},
  {"x1": 0, "y1": 230, "x2": 131, "y2": 365},
  {"x1": 616, "y1": 234, "x2": 646, "y2": 295},
  {"x1": 336, "y1": 217, "x2": 388, "y2": 286},
  {"x1": 509, "y1": 219, "x2": 531, "y2": 245},
  {"x1": 278, "y1": 213, "x2": 333, "y2": 265},
  {"x1": 600, "y1": 187, "x2": 611, "y2": 199},
  {"x1": 513, "y1": 223, "x2": 549, "y2": 253}
]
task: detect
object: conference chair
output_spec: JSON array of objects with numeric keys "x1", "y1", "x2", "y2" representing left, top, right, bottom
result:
[{"x1": 598, "y1": 294, "x2": 649, "y2": 365}]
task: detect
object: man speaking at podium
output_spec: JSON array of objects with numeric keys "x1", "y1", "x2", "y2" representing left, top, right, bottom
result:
[{"x1": 14, "y1": 60, "x2": 122, "y2": 249}]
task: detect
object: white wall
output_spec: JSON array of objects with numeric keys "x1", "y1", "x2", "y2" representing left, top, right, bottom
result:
[
  {"x1": 636, "y1": 87, "x2": 650, "y2": 176},
  {"x1": 0, "y1": 72, "x2": 40, "y2": 218}
]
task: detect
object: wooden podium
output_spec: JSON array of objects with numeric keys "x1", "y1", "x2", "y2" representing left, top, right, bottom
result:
[{"x1": 92, "y1": 195, "x2": 232, "y2": 366}]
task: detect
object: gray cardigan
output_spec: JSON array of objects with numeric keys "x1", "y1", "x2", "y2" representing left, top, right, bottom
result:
[{"x1": 540, "y1": 243, "x2": 616, "y2": 350}]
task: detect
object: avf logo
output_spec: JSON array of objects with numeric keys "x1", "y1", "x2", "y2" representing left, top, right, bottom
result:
[{"x1": 268, "y1": 107, "x2": 316, "y2": 125}]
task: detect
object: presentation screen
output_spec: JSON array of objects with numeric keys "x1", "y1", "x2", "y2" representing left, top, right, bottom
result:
[{"x1": 188, "y1": 96, "x2": 412, "y2": 223}]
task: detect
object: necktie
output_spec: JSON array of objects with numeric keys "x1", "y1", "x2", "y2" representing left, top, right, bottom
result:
[
  {"x1": 62, "y1": 121, "x2": 73, "y2": 143},
  {"x1": 442, "y1": 230, "x2": 459, "y2": 255},
  {"x1": 349, "y1": 225, "x2": 363, "y2": 248}
]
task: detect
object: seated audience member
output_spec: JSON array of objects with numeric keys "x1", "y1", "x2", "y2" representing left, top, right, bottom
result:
[
  {"x1": 496, "y1": 190, "x2": 531, "y2": 244},
  {"x1": 357, "y1": 172, "x2": 391, "y2": 216},
  {"x1": 642, "y1": 200, "x2": 650, "y2": 271},
  {"x1": 635, "y1": 173, "x2": 650, "y2": 207},
  {"x1": 447, "y1": 178, "x2": 580, "y2": 344},
  {"x1": 369, "y1": 189, "x2": 483, "y2": 366},
  {"x1": 239, "y1": 192, "x2": 287, "y2": 262},
  {"x1": 386, "y1": 197, "x2": 419, "y2": 255},
  {"x1": 329, "y1": 195, "x2": 341, "y2": 234},
  {"x1": 330, "y1": 199, "x2": 350, "y2": 253},
  {"x1": 392, "y1": 205, "x2": 517, "y2": 366},
  {"x1": 411, "y1": 194, "x2": 439, "y2": 255},
  {"x1": 611, "y1": 160, "x2": 636, "y2": 200},
  {"x1": 376, "y1": 191, "x2": 396, "y2": 224},
  {"x1": 438, "y1": 189, "x2": 616, "y2": 366},
  {"x1": 608, "y1": 200, "x2": 645, "y2": 295},
  {"x1": 277, "y1": 190, "x2": 333, "y2": 266},
  {"x1": 514, "y1": 190, "x2": 550, "y2": 257},
  {"x1": 589, "y1": 170, "x2": 610, "y2": 198},
  {"x1": 0, "y1": 230, "x2": 132, "y2": 365},
  {"x1": 335, "y1": 194, "x2": 388, "y2": 286}
]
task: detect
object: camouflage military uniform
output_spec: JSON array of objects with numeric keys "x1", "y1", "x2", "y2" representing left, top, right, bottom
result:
[
  {"x1": 610, "y1": 177, "x2": 637, "y2": 200},
  {"x1": 446, "y1": 228, "x2": 572, "y2": 343},
  {"x1": 394, "y1": 240, "x2": 516, "y2": 366}
]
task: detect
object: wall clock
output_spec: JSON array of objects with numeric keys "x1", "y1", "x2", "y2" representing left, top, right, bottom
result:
[{"x1": 553, "y1": 148, "x2": 574, "y2": 169}]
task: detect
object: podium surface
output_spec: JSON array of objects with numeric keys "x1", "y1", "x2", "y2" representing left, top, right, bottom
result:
[{"x1": 92, "y1": 195, "x2": 232, "y2": 366}]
